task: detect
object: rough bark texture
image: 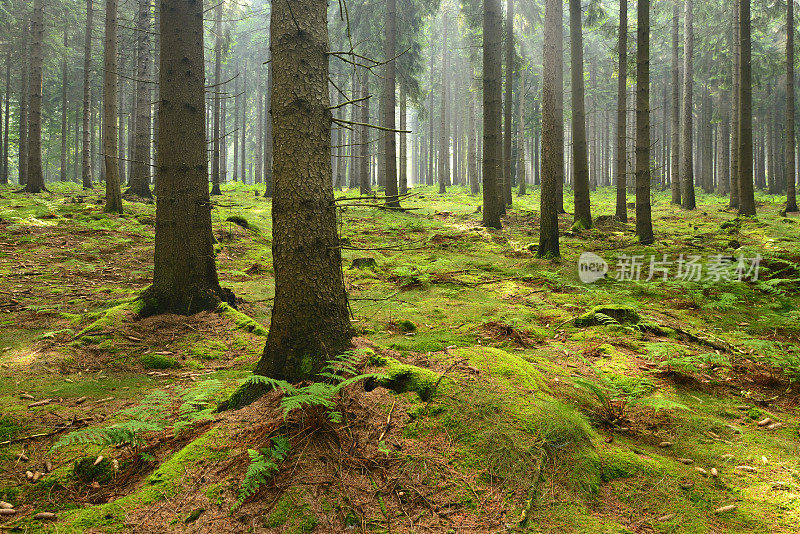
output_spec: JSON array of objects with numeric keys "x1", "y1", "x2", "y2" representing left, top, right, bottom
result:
[
  {"x1": 670, "y1": 0, "x2": 681, "y2": 205},
  {"x1": 787, "y1": 0, "x2": 798, "y2": 212},
  {"x1": 570, "y1": 0, "x2": 591, "y2": 229},
  {"x1": 538, "y1": 0, "x2": 562, "y2": 258},
  {"x1": 616, "y1": 0, "x2": 629, "y2": 219},
  {"x1": 503, "y1": 0, "x2": 514, "y2": 206},
  {"x1": 145, "y1": 0, "x2": 232, "y2": 314},
  {"x1": 18, "y1": 23, "x2": 29, "y2": 186},
  {"x1": 264, "y1": 57, "x2": 274, "y2": 197},
  {"x1": 679, "y1": 0, "x2": 695, "y2": 210},
  {"x1": 129, "y1": 0, "x2": 152, "y2": 198},
  {"x1": 636, "y1": 0, "x2": 654, "y2": 244},
  {"x1": 81, "y1": 0, "x2": 93, "y2": 189},
  {"x1": 738, "y1": 0, "x2": 756, "y2": 216},
  {"x1": 2, "y1": 51, "x2": 9, "y2": 185},
  {"x1": 253, "y1": 0, "x2": 354, "y2": 383},
  {"x1": 384, "y1": 0, "x2": 400, "y2": 207},
  {"x1": 102, "y1": 0, "x2": 122, "y2": 211},
  {"x1": 482, "y1": 0, "x2": 503, "y2": 229},
  {"x1": 25, "y1": 0, "x2": 45, "y2": 193},
  {"x1": 717, "y1": 92, "x2": 731, "y2": 196}
]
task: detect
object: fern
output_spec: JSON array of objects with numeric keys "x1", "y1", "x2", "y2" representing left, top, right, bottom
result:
[{"x1": 234, "y1": 436, "x2": 290, "y2": 509}]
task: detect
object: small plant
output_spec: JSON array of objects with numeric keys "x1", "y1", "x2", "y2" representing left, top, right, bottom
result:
[{"x1": 234, "y1": 436, "x2": 290, "y2": 509}]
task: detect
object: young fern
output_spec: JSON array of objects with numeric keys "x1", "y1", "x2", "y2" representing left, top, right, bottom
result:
[{"x1": 234, "y1": 436, "x2": 290, "y2": 509}]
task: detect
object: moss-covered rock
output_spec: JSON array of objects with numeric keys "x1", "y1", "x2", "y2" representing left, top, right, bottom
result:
[
  {"x1": 140, "y1": 353, "x2": 179, "y2": 370},
  {"x1": 74, "y1": 456, "x2": 115, "y2": 484},
  {"x1": 575, "y1": 305, "x2": 642, "y2": 327},
  {"x1": 369, "y1": 354, "x2": 443, "y2": 401}
]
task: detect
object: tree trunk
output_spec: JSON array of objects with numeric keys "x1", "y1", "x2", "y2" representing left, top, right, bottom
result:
[
  {"x1": 787, "y1": 0, "x2": 798, "y2": 211},
  {"x1": 146, "y1": 0, "x2": 233, "y2": 314},
  {"x1": 570, "y1": 0, "x2": 591, "y2": 229},
  {"x1": 210, "y1": 2, "x2": 223, "y2": 196},
  {"x1": 737, "y1": 0, "x2": 755, "y2": 215},
  {"x1": 399, "y1": 87, "x2": 408, "y2": 195},
  {"x1": 468, "y1": 83, "x2": 479, "y2": 194},
  {"x1": 482, "y1": 0, "x2": 503, "y2": 229},
  {"x1": 241, "y1": 63, "x2": 247, "y2": 184},
  {"x1": 264, "y1": 59, "x2": 273, "y2": 196},
  {"x1": 101, "y1": 0, "x2": 122, "y2": 210},
  {"x1": 60, "y1": 17, "x2": 68, "y2": 183},
  {"x1": 503, "y1": 0, "x2": 514, "y2": 206},
  {"x1": 384, "y1": 0, "x2": 400, "y2": 207},
  {"x1": 636, "y1": 0, "x2": 654, "y2": 244},
  {"x1": 439, "y1": 10, "x2": 449, "y2": 195},
  {"x1": 670, "y1": 0, "x2": 680, "y2": 204},
  {"x1": 679, "y1": 0, "x2": 695, "y2": 209},
  {"x1": 250, "y1": 0, "x2": 353, "y2": 386},
  {"x1": 517, "y1": 68, "x2": 527, "y2": 196},
  {"x1": 718, "y1": 91, "x2": 731, "y2": 195},
  {"x1": 18, "y1": 21, "x2": 30, "y2": 186},
  {"x1": 538, "y1": 0, "x2": 563, "y2": 257},
  {"x1": 25, "y1": 0, "x2": 45, "y2": 193},
  {"x1": 359, "y1": 73, "x2": 371, "y2": 195},
  {"x1": 129, "y1": 0, "x2": 152, "y2": 198},
  {"x1": 2, "y1": 51, "x2": 10, "y2": 184},
  {"x1": 730, "y1": 0, "x2": 741, "y2": 209},
  {"x1": 233, "y1": 73, "x2": 239, "y2": 182}
]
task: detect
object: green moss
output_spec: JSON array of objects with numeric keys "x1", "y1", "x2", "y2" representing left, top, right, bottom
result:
[
  {"x1": 188, "y1": 340, "x2": 228, "y2": 361},
  {"x1": 76, "y1": 299, "x2": 146, "y2": 337},
  {"x1": 598, "y1": 447, "x2": 664, "y2": 482},
  {"x1": 263, "y1": 492, "x2": 318, "y2": 533},
  {"x1": 139, "y1": 353, "x2": 179, "y2": 369},
  {"x1": 217, "y1": 302, "x2": 268, "y2": 337},
  {"x1": 0, "y1": 415, "x2": 21, "y2": 443},
  {"x1": 454, "y1": 346, "x2": 549, "y2": 394},
  {"x1": 74, "y1": 457, "x2": 115, "y2": 484},
  {"x1": 370, "y1": 354, "x2": 442, "y2": 401},
  {"x1": 397, "y1": 319, "x2": 417, "y2": 333}
]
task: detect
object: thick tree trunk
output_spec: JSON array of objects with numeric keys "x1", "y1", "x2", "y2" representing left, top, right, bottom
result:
[
  {"x1": 636, "y1": 0, "x2": 654, "y2": 244},
  {"x1": 503, "y1": 0, "x2": 514, "y2": 206},
  {"x1": 570, "y1": 0, "x2": 592, "y2": 229},
  {"x1": 25, "y1": 0, "x2": 45, "y2": 193},
  {"x1": 738, "y1": 0, "x2": 756, "y2": 215},
  {"x1": 264, "y1": 58, "x2": 273, "y2": 196},
  {"x1": 60, "y1": 18, "x2": 68, "y2": 183},
  {"x1": 482, "y1": 0, "x2": 503, "y2": 228},
  {"x1": 670, "y1": 0, "x2": 681, "y2": 204},
  {"x1": 679, "y1": 0, "x2": 695, "y2": 210},
  {"x1": 102, "y1": 0, "x2": 123, "y2": 211},
  {"x1": 146, "y1": 0, "x2": 232, "y2": 314},
  {"x1": 251, "y1": 0, "x2": 353, "y2": 385},
  {"x1": 787, "y1": 0, "x2": 798, "y2": 212},
  {"x1": 538, "y1": 0, "x2": 563, "y2": 257},
  {"x1": 129, "y1": 0, "x2": 152, "y2": 198},
  {"x1": 384, "y1": 0, "x2": 400, "y2": 207}
]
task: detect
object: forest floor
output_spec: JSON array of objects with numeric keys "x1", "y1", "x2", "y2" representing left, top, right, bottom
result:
[{"x1": 0, "y1": 182, "x2": 799, "y2": 533}]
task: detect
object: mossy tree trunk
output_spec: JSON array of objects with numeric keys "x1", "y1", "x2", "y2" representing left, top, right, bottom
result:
[
  {"x1": 252, "y1": 0, "x2": 354, "y2": 383},
  {"x1": 145, "y1": 0, "x2": 233, "y2": 315}
]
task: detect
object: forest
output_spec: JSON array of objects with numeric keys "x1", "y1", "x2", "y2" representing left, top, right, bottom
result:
[{"x1": 0, "y1": 0, "x2": 799, "y2": 532}]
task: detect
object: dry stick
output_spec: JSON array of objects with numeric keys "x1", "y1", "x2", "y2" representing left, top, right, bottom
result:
[{"x1": 377, "y1": 401, "x2": 396, "y2": 443}]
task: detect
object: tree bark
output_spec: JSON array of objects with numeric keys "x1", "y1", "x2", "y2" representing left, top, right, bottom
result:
[
  {"x1": 210, "y1": 1, "x2": 223, "y2": 196},
  {"x1": 18, "y1": 20, "x2": 30, "y2": 186},
  {"x1": 636, "y1": 0, "x2": 654, "y2": 244},
  {"x1": 517, "y1": 67, "x2": 526, "y2": 196},
  {"x1": 570, "y1": 0, "x2": 591, "y2": 229},
  {"x1": 737, "y1": 0, "x2": 756, "y2": 215},
  {"x1": 679, "y1": 0, "x2": 695, "y2": 210},
  {"x1": 60, "y1": 17, "x2": 68, "y2": 183},
  {"x1": 787, "y1": 0, "x2": 798, "y2": 211},
  {"x1": 359, "y1": 72, "x2": 371, "y2": 195},
  {"x1": 439, "y1": 10, "x2": 450, "y2": 195},
  {"x1": 482, "y1": 0, "x2": 503, "y2": 229},
  {"x1": 399, "y1": 87, "x2": 408, "y2": 195},
  {"x1": 145, "y1": 0, "x2": 232, "y2": 313},
  {"x1": 730, "y1": 0, "x2": 741, "y2": 209},
  {"x1": 384, "y1": 0, "x2": 400, "y2": 207},
  {"x1": 25, "y1": 0, "x2": 45, "y2": 193},
  {"x1": 264, "y1": 56, "x2": 274, "y2": 197},
  {"x1": 2, "y1": 51, "x2": 9, "y2": 184},
  {"x1": 129, "y1": 0, "x2": 152, "y2": 198},
  {"x1": 81, "y1": 0, "x2": 94, "y2": 188},
  {"x1": 538, "y1": 0, "x2": 563, "y2": 257},
  {"x1": 101, "y1": 0, "x2": 122, "y2": 211},
  {"x1": 252, "y1": 0, "x2": 353, "y2": 384},
  {"x1": 503, "y1": 0, "x2": 514, "y2": 206},
  {"x1": 669, "y1": 0, "x2": 680, "y2": 205}
]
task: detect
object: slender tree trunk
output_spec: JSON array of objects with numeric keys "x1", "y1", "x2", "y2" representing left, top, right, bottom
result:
[
  {"x1": 636, "y1": 0, "x2": 654, "y2": 243},
  {"x1": 680, "y1": 0, "x2": 695, "y2": 209},
  {"x1": 18, "y1": 22, "x2": 30, "y2": 186},
  {"x1": 101, "y1": 0, "x2": 122, "y2": 210},
  {"x1": 129, "y1": 0, "x2": 152, "y2": 197},
  {"x1": 250, "y1": 0, "x2": 353, "y2": 386},
  {"x1": 241, "y1": 63, "x2": 247, "y2": 184},
  {"x1": 738, "y1": 0, "x2": 755, "y2": 215},
  {"x1": 263, "y1": 61, "x2": 272, "y2": 195},
  {"x1": 383, "y1": 0, "x2": 400, "y2": 206},
  {"x1": 538, "y1": 0, "x2": 563, "y2": 257},
  {"x1": 60, "y1": 17, "x2": 68, "y2": 183},
  {"x1": 2, "y1": 50, "x2": 9, "y2": 185},
  {"x1": 503, "y1": 0, "x2": 514, "y2": 206},
  {"x1": 146, "y1": 0, "x2": 232, "y2": 314},
  {"x1": 718, "y1": 92, "x2": 731, "y2": 195},
  {"x1": 517, "y1": 68, "x2": 527, "y2": 196},
  {"x1": 439, "y1": 10, "x2": 449, "y2": 195},
  {"x1": 482, "y1": 0, "x2": 503, "y2": 228},
  {"x1": 468, "y1": 83, "x2": 479, "y2": 194},
  {"x1": 210, "y1": 2, "x2": 223, "y2": 196},
  {"x1": 399, "y1": 87, "x2": 408, "y2": 195},
  {"x1": 25, "y1": 0, "x2": 45, "y2": 193},
  {"x1": 359, "y1": 73, "x2": 371, "y2": 195},
  {"x1": 787, "y1": 0, "x2": 798, "y2": 211},
  {"x1": 570, "y1": 0, "x2": 591, "y2": 228},
  {"x1": 233, "y1": 74, "x2": 239, "y2": 182},
  {"x1": 730, "y1": 0, "x2": 741, "y2": 209},
  {"x1": 669, "y1": 0, "x2": 681, "y2": 204}
]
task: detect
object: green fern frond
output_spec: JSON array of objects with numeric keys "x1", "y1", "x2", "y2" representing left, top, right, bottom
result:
[{"x1": 234, "y1": 436, "x2": 290, "y2": 509}]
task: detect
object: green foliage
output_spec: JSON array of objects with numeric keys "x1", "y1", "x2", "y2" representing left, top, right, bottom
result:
[
  {"x1": 140, "y1": 353, "x2": 179, "y2": 369},
  {"x1": 234, "y1": 436, "x2": 290, "y2": 509}
]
